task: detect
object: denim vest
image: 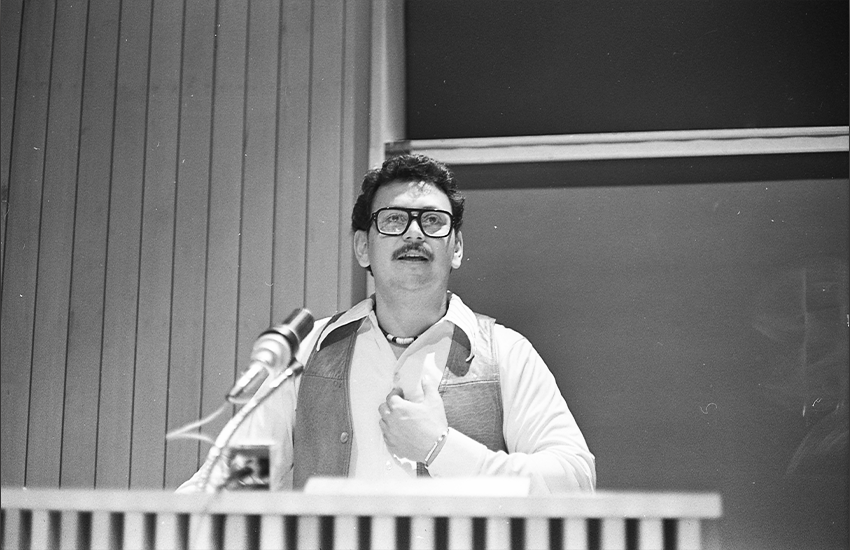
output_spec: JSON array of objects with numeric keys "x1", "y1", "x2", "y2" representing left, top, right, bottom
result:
[{"x1": 292, "y1": 314, "x2": 506, "y2": 489}]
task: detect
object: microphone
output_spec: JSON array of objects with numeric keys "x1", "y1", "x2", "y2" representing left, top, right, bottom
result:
[{"x1": 226, "y1": 308, "x2": 314, "y2": 403}]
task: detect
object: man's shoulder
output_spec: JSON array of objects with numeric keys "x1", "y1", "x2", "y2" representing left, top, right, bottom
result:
[{"x1": 464, "y1": 310, "x2": 528, "y2": 357}]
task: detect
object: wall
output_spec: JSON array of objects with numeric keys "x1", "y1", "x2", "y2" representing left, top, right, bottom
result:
[{"x1": 1, "y1": 0, "x2": 371, "y2": 489}]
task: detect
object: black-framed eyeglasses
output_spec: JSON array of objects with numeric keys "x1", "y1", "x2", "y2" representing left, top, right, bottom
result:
[{"x1": 370, "y1": 207, "x2": 455, "y2": 238}]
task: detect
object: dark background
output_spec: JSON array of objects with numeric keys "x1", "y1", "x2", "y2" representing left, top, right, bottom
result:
[
  {"x1": 405, "y1": 2, "x2": 849, "y2": 549},
  {"x1": 406, "y1": 0, "x2": 848, "y2": 138}
]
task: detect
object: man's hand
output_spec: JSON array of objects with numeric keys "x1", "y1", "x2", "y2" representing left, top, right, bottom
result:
[{"x1": 378, "y1": 376, "x2": 448, "y2": 463}]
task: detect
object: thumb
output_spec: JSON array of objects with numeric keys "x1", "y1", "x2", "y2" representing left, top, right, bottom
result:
[
  {"x1": 386, "y1": 386, "x2": 405, "y2": 402},
  {"x1": 420, "y1": 374, "x2": 440, "y2": 397}
]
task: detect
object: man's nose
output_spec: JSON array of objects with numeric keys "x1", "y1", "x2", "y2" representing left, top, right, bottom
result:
[{"x1": 403, "y1": 216, "x2": 426, "y2": 240}]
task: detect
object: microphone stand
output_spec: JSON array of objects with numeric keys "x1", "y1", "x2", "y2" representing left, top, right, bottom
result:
[{"x1": 198, "y1": 361, "x2": 304, "y2": 492}]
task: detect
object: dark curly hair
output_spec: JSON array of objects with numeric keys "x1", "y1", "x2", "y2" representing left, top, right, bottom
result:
[{"x1": 351, "y1": 154, "x2": 465, "y2": 233}]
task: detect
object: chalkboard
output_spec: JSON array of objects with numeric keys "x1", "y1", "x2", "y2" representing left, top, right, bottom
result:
[
  {"x1": 406, "y1": 0, "x2": 849, "y2": 138},
  {"x1": 448, "y1": 166, "x2": 848, "y2": 549}
]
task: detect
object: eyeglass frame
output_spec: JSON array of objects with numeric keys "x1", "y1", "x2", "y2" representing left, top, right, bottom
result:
[{"x1": 369, "y1": 207, "x2": 456, "y2": 238}]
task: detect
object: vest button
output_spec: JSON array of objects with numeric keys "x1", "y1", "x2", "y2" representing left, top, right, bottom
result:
[{"x1": 340, "y1": 431, "x2": 350, "y2": 443}]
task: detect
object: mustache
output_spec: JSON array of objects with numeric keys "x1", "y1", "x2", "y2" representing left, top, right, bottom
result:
[{"x1": 392, "y1": 243, "x2": 433, "y2": 261}]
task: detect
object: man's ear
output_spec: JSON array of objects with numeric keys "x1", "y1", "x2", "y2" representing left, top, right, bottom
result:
[
  {"x1": 451, "y1": 230, "x2": 463, "y2": 270},
  {"x1": 353, "y1": 230, "x2": 371, "y2": 268}
]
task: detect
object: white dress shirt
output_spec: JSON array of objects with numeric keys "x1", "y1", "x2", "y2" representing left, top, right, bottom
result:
[{"x1": 179, "y1": 293, "x2": 595, "y2": 494}]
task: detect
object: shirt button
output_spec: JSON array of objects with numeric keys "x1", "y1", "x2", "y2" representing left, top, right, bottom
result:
[{"x1": 340, "y1": 432, "x2": 350, "y2": 443}]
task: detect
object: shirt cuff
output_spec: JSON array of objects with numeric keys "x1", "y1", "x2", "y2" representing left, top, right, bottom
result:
[{"x1": 426, "y1": 427, "x2": 487, "y2": 477}]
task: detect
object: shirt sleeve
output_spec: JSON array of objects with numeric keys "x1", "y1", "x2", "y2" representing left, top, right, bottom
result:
[{"x1": 426, "y1": 327, "x2": 596, "y2": 494}]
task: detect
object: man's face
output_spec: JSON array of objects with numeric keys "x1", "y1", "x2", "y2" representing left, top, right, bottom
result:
[{"x1": 354, "y1": 180, "x2": 463, "y2": 293}]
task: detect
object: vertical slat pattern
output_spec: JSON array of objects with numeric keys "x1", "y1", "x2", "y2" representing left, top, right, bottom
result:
[
  {"x1": 0, "y1": 0, "x2": 24, "y2": 280},
  {"x1": 200, "y1": 0, "x2": 248, "y2": 444},
  {"x1": 89, "y1": 511, "x2": 115, "y2": 550},
  {"x1": 3, "y1": 508, "x2": 25, "y2": 550},
  {"x1": 371, "y1": 516, "x2": 396, "y2": 549},
  {"x1": 1, "y1": 491, "x2": 723, "y2": 550},
  {"x1": 485, "y1": 517, "x2": 511, "y2": 549},
  {"x1": 94, "y1": 0, "x2": 147, "y2": 489},
  {"x1": 81, "y1": 0, "x2": 125, "y2": 487},
  {"x1": 639, "y1": 518, "x2": 663, "y2": 549},
  {"x1": 564, "y1": 518, "x2": 589, "y2": 550},
  {"x1": 60, "y1": 511, "x2": 83, "y2": 550},
  {"x1": 0, "y1": 0, "x2": 53, "y2": 488},
  {"x1": 601, "y1": 518, "x2": 626, "y2": 550},
  {"x1": 26, "y1": 0, "x2": 86, "y2": 488},
  {"x1": 296, "y1": 516, "x2": 321, "y2": 548},
  {"x1": 188, "y1": 514, "x2": 216, "y2": 550},
  {"x1": 235, "y1": 0, "x2": 282, "y2": 380},
  {"x1": 60, "y1": 92, "x2": 107, "y2": 473},
  {"x1": 410, "y1": 516, "x2": 435, "y2": 550},
  {"x1": 272, "y1": 0, "x2": 311, "y2": 319},
  {"x1": 30, "y1": 510, "x2": 57, "y2": 550},
  {"x1": 524, "y1": 517, "x2": 549, "y2": 550},
  {"x1": 124, "y1": 512, "x2": 149, "y2": 550},
  {"x1": 163, "y1": 0, "x2": 217, "y2": 488},
  {"x1": 410, "y1": 516, "x2": 436, "y2": 550},
  {"x1": 155, "y1": 513, "x2": 181, "y2": 550},
  {"x1": 337, "y1": 0, "x2": 371, "y2": 309},
  {"x1": 72, "y1": 0, "x2": 121, "y2": 487},
  {"x1": 447, "y1": 517, "x2": 473, "y2": 550},
  {"x1": 334, "y1": 515, "x2": 360, "y2": 549},
  {"x1": 128, "y1": 0, "x2": 183, "y2": 489},
  {"x1": 304, "y1": 0, "x2": 345, "y2": 317},
  {"x1": 223, "y1": 514, "x2": 249, "y2": 550},
  {"x1": 1, "y1": 0, "x2": 372, "y2": 490},
  {"x1": 259, "y1": 515, "x2": 285, "y2": 550}
]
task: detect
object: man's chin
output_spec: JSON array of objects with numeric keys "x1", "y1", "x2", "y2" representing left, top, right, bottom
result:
[{"x1": 379, "y1": 269, "x2": 447, "y2": 290}]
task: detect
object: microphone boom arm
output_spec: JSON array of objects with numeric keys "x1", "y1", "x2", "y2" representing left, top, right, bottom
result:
[{"x1": 199, "y1": 360, "x2": 304, "y2": 491}]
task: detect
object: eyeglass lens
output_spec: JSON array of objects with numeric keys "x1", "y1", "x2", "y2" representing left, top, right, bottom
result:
[{"x1": 375, "y1": 208, "x2": 452, "y2": 237}]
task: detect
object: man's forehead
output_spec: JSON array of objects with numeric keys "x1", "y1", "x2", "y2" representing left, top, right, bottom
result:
[
  {"x1": 376, "y1": 180, "x2": 448, "y2": 202},
  {"x1": 394, "y1": 179, "x2": 437, "y2": 194}
]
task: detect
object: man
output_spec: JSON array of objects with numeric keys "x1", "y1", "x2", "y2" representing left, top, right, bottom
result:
[{"x1": 180, "y1": 154, "x2": 595, "y2": 494}]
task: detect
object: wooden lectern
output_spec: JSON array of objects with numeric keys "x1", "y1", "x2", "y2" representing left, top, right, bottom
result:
[{"x1": 2, "y1": 482, "x2": 721, "y2": 550}]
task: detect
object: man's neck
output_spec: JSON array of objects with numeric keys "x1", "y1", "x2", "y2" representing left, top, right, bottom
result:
[{"x1": 373, "y1": 287, "x2": 450, "y2": 339}]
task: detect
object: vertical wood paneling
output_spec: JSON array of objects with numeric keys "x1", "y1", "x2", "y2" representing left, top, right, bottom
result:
[
  {"x1": 65, "y1": 0, "x2": 118, "y2": 487},
  {"x1": 2, "y1": 0, "x2": 373, "y2": 489},
  {"x1": 235, "y1": 0, "x2": 281, "y2": 382},
  {"x1": 339, "y1": 0, "x2": 371, "y2": 310},
  {"x1": 201, "y1": 0, "x2": 248, "y2": 443},
  {"x1": 163, "y1": 0, "x2": 216, "y2": 488},
  {"x1": 26, "y1": 0, "x2": 87, "y2": 488},
  {"x1": 0, "y1": 0, "x2": 54, "y2": 487},
  {"x1": 60, "y1": 0, "x2": 122, "y2": 485},
  {"x1": 304, "y1": 0, "x2": 345, "y2": 318},
  {"x1": 95, "y1": 0, "x2": 151, "y2": 488},
  {"x1": 77, "y1": 0, "x2": 130, "y2": 487},
  {"x1": 272, "y1": 0, "x2": 312, "y2": 320},
  {"x1": 0, "y1": 0, "x2": 24, "y2": 284},
  {"x1": 130, "y1": 0, "x2": 184, "y2": 489}
]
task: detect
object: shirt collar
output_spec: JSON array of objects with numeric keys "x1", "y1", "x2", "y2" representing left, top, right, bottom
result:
[{"x1": 315, "y1": 291, "x2": 479, "y2": 351}]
